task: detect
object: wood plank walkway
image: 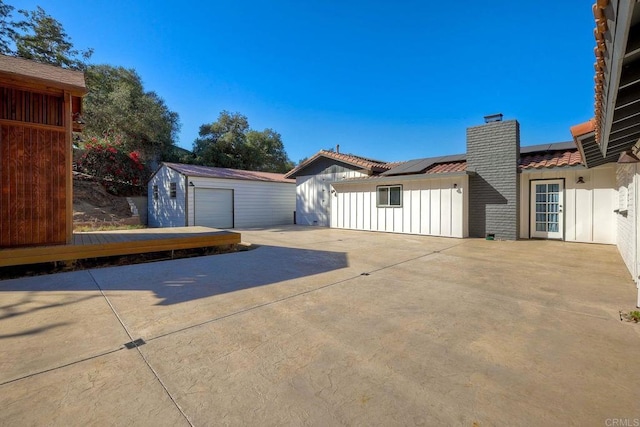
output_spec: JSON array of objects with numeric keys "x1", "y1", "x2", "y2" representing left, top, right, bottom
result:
[{"x1": 0, "y1": 227, "x2": 241, "y2": 268}]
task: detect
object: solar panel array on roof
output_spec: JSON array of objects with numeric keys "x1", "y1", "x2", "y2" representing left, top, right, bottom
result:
[
  {"x1": 520, "y1": 141, "x2": 576, "y2": 154},
  {"x1": 382, "y1": 153, "x2": 466, "y2": 176}
]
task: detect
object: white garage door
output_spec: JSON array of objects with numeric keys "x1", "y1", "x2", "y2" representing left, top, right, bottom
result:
[{"x1": 194, "y1": 188, "x2": 234, "y2": 228}]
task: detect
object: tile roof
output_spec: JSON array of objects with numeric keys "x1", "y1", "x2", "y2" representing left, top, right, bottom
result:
[
  {"x1": 570, "y1": 119, "x2": 596, "y2": 139},
  {"x1": 163, "y1": 163, "x2": 294, "y2": 184},
  {"x1": 0, "y1": 54, "x2": 87, "y2": 94},
  {"x1": 284, "y1": 149, "x2": 392, "y2": 178},
  {"x1": 426, "y1": 161, "x2": 467, "y2": 174},
  {"x1": 592, "y1": 1, "x2": 609, "y2": 144},
  {"x1": 589, "y1": 1, "x2": 640, "y2": 161},
  {"x1": 290, "y1": 142, "x2": 583, "y2": 183},
  {"x1": 382, "y1": 153, "x2": 466, "y2": 176},
  {"x1": 519, "y1": 150, "x2": 583, "y2": 170}
]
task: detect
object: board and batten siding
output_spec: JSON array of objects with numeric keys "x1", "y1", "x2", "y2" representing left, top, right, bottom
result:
[
  {"x1": 148, "y1": 165, "x2": 187, "y2": 227},
  {"x1": 186, "y1": 177, "x2": 295, "y2": 228},
  {"x1": 296, "y1": 170, "x2": 366, "y2": 226},
  {"x1": 331, "y1": 176, "x2": 469, "y2": 238},
  {"x1": 519, "y1": 164, "x2": 617, "y2": 243}
]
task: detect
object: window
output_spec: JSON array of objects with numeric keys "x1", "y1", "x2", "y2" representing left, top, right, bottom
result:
[
  {"x1": 170, "y1": 182, "x2": 177, "y2": 198},
  {"x1": 619, "y1": 186, "x2": 629, "y2": 212},
  {"x1": 377, "y1": 185, "x2": 402, "y2": 207},
  {"x1": 153, "y1": 185, "x2": 159, "y2": 200}
]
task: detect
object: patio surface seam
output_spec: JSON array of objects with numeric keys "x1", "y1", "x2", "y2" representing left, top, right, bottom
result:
[
  {"x1": 88, "y1": 270, "x2": 195, "y2": 427},
  {"x1": 146, "y1": 242, "x2": 465, "y2": 344},
  {"x1": 0, "y1": 347, "x2": 124, "y2": 387}
]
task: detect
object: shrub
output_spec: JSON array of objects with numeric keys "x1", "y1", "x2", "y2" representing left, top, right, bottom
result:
[{"x1": 77, "y1": 135, "x2": 150, "y2": 194}]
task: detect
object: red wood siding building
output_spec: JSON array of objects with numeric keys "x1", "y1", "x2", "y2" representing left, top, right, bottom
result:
[{"x1": 0, "y1": 55, "x2": 87, "y2": 247}]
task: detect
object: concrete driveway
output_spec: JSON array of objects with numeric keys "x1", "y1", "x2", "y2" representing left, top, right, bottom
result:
[{"x1": 1, "y1": 226, "x2": 638, "y2": 426}]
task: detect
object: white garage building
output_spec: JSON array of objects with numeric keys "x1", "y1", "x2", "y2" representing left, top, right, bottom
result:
[{"x1": 148, "y1": 163, "x2": 295, "y2": 229}]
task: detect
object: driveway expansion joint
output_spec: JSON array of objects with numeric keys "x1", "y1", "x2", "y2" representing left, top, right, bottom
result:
[{"x1": 87, "y1": 270, "x2": 194, "y2": 426}]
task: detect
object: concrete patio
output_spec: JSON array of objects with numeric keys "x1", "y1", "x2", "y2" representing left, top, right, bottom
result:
[{"x1": 0, "y1": 226, "x2": 638, "y2": 426}]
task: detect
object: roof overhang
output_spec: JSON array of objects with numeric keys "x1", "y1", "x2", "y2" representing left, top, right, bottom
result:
[
  {"x1": 520, "y1": 165, "x2": 587, "y2": 174},
  {"x1": 0, "y1": 54, "x2": 87, "y2": 96},
  {"x1": 595, "y1": 0, "x2": 640, "y2": 158},
  {"x1": 331, "y1": 171, "x2": 471, "y2": 186},
  {"x1": 284, "y1": 151, "x2": 388, "y2": 179},
  {"x1": 571, "y1": 119, "x2": 619, "y2": 167}
]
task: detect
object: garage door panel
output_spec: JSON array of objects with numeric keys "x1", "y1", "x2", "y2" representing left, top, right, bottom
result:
[{"x1": 194, "y1": 188, "x2": 233, "y2": 228}]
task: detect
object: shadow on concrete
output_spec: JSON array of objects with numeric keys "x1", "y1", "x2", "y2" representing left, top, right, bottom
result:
[
  {"x1": 0, "y1": 322, "x2": 70, "y2": 339},
  {"x1": 0, "y1": 291, "x2": 101, "y2": 341},
  {"x1": 0, "y1": 245, "x2": 349, "y2": 307}
]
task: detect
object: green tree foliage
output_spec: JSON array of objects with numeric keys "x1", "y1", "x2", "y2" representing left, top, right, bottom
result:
[
  {"x1": 83, "y1": 65, "x2": 180, "y2": 163},
  {"x1": 245, "y1": 129, "x2": 294, "y2": 172},
  {"x1": 0, "y1": 1, "x2": 16, "y2": 55},
  {"x1": 1, "y1": 2, "x2": 180, "y2": 176},
  {"x1": 12, "y1": 6, "x2": 92, "y2": 69},
  {"x1": 194, "y1": 111, "x2": 294, "y2": 173}
]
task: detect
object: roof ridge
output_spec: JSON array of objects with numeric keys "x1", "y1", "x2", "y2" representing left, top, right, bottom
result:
[
  {"x1": 165, "y1": 161, "x2": 285, "y2": 174},
  {"x1": 319, "y1": 149, "x2": 388, "y2": 165}
]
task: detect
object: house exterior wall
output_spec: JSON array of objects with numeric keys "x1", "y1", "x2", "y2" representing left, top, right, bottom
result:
[
  {"x1": 616, "y1": 162, "x2": 638, "y2": 284},
  {"x1": 186, "y1": 177, "x2": 295, "y2": 228},
  {"x1": 467, "y1": 120, "x2": 520, "y2": 240},
  {"x1": 296, "y1": 169, "x2": 366, "y2": 226},
  {"x1": 519, "y1": 164, "x2": 617, "y2": 244},
  {"x1": 148, "y1": 165, "x2": 187, "y2": 227},
  {"x1": 330, "y1": 175, "x2": 468, "y2": 238}
]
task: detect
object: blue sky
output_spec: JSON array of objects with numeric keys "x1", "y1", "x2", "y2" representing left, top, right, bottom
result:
[{"x1": 10, "y1": 1, "x2": 595, "y2": 163}]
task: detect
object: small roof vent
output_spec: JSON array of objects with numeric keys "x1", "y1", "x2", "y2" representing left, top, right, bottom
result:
[{"x1": 484, "y1": 113, "x2": 503, "y2": 123}]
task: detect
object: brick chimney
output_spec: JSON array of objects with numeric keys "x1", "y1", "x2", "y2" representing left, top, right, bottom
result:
[{"x1": 466, "y1": 117, "x2": 520, "y2": 240}]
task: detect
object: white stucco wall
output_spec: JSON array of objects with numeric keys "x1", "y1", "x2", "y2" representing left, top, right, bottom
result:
[
  {"x1": 519, "y1": 164, "x2": 617, "y2": 244},
  {"x1": 295, "y1": 170, "x2": 365, "y2": 226},
  {"x1": 330, "y1": 175, "x2": 469, "y2": 238},
  {"x1": 186, "y1": 177, "x2": 295, "y2": 228},
  {"x1": 148, "y1": 165, "x2": 187, "y2": 227}
]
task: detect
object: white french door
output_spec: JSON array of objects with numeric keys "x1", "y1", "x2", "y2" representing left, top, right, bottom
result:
[{"x1": 530, "y1": 180, "x2": 564, "y2": 239}]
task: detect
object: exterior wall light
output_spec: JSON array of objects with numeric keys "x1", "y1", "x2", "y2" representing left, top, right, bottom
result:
[{"x1": 576, "y1": 176, "x2": 585, "y2": 184}]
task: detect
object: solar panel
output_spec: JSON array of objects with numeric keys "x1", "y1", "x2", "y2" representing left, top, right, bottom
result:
[
  {"x1": 382, "y1": 153, "x2": 467, "y2": 176},
  {"x1": 520, "y1": 141, "x2": 575, "y2": 154}
]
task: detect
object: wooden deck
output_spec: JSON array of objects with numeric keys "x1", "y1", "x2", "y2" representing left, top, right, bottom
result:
[{"x1": 0, "y1": 227, "x2": 241, "y2": 268}]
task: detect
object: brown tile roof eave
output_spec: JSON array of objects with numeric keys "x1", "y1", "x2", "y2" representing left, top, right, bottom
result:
[
  {"x1": 569, "y1": 119, "x2": 594, "y2": 168},
  {"x1": 519, "y1": 150, "x2": 584, "y2": 169},
  {"x1": 570, "y1": 119, "x2": 596, "y2": 139},
  {"x1": 593, "y1": 0, "x2": 610, "y2": 145},
  {"x1": 284, "y1": 150, "x2": 392, "y2": 179}
]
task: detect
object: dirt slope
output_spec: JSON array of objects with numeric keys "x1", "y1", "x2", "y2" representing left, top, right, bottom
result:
[{"x1": 73, "y1": 174, "x2": 133, "y2": 224}]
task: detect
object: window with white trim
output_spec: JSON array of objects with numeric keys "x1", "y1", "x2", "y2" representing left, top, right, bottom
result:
[
  {"x1": 377, "y1": 185, "x2": 402, "y2": 207},
  {"x1": 153, "y1": 185, "x2": 159, "y2": 200}
]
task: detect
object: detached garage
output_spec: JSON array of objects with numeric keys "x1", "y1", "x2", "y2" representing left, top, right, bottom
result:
[{"x1": 148, "y1": 163, "x2": 295, "y2": 229}]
